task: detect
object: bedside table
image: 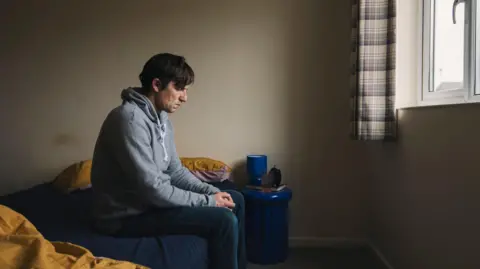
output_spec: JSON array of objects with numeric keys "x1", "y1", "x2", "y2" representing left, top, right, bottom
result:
[{"x1": 242, "y1": 187, "x2": 293, "y2": 265}]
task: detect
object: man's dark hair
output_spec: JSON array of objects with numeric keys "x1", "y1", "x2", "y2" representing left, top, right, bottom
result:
[{"x1": 139, "y1": 53, "x2": 194, "y2": 92}]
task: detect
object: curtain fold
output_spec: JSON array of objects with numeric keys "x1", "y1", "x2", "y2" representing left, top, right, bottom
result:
[{"x1": 350, "y1": 0, "x2": 397, "y2": 140}]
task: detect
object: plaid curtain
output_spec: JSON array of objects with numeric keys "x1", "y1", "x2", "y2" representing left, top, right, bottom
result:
[{"x1": 350, "y1": 0, "x2": 396, "y2": 140}]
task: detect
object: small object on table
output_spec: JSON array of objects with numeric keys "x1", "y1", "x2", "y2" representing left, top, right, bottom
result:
[
  {"x1": 268, "y1": 165, "x2": 282, "y2": 187},
  {"x1": 245, "y1": 184, "x2": 287, "y2": 192},
  {"x1": 242, "y1": 186, "x2": 293, "y2": 265}
]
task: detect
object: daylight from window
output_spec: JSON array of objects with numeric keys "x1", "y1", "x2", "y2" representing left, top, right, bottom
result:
[{"x1": 433, "y1": 0, "x2": 465, "y2": 92}]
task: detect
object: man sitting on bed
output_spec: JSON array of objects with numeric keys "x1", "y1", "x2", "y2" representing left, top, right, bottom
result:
[{"x1": 90, "y1": 53, "x2": 246, "y2": 269}]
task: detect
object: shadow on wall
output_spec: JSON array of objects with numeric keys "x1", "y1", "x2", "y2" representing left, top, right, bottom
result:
[
  {"x1": 230, "y1": 160, "x2": 248, "y2": 188},
  {"x1": 281, "y1": 0, "x2": 366, "y2": 237}
]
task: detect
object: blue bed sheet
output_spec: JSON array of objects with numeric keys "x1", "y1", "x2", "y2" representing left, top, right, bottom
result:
[{"x1": 0, "y1": 180, "x2": 238, "y2": 269}]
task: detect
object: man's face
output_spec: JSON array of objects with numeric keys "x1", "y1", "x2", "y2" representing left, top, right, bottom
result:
[{"x1": 152, "y1": 80, "x2": 188, "y2": 113}]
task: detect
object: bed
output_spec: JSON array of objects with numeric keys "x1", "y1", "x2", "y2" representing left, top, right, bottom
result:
[{"x1": 0, "y1": 180, "x2": 238, "y2": 269}]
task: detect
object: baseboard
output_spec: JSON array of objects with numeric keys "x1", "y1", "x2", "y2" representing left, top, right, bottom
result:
[
  {"x1": 368, "y1": 242, "x2": 395, "y2": 269},
  {"x1": 288, "y1": 237, "x2": 368, "y2": 248}
]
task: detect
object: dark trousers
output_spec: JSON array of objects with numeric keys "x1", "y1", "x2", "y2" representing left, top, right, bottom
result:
[{"x1": 113, "y1": 190, "x2": 246, "y2": 269}]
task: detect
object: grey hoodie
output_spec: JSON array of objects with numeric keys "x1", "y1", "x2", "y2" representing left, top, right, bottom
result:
[{"x1": 91, "y1": 87, "x2": 220, "y2": 221}]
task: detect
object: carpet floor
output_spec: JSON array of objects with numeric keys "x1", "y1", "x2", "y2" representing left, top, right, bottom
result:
[{"x1": 248, "y1": 247, "x2": 388, "y2": 269}]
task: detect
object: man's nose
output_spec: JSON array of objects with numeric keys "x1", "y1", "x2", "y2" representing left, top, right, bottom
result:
[{"x1": 179, "y1": 90, "x2": 188, "y2": 102}]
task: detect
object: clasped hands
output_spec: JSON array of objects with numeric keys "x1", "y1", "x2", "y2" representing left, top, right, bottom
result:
[{"x1": 214, "y1": 192, "x2": 235, "y2": 210}]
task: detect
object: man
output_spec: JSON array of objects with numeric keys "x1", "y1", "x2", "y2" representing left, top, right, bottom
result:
[{"x1": 90, "y1": 53, "x2": 246, "y2": 269}]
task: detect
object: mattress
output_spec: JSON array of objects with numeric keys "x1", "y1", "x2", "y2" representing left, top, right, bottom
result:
[{"x1": 0, "y1": 180, "x2": 237, "y2": 269}]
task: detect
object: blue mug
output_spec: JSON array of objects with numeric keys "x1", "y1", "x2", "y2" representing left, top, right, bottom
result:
[{"x1": 247, "y1": 155, "x2": 267, "y2": 186}]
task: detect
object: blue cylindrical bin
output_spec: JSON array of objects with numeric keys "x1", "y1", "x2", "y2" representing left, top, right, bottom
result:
[
  {"x1": 242, "y1": 188, "x2": 293, "y2": 265},
  {"x1": 246, "y1": 155, "x2": 267, "y2": 186}
]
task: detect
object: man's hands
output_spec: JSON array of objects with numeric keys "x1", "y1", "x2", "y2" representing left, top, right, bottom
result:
[{"x1": 214, "y1": 192, "x2": 235, "y2": 209}]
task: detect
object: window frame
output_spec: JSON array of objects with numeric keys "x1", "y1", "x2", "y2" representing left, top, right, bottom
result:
[{"x1": 419, "y1": 0, "x2": 480, "y2": 106}]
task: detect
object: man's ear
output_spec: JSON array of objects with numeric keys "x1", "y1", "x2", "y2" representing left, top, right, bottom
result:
[{"x1": 152, "y1": 78, "x2": 162, "y2": 93}]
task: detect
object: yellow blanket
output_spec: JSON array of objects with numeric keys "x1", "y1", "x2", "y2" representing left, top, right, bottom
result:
[{"x1": 0, "y1": 205, "x2": 148, "y2": 269}]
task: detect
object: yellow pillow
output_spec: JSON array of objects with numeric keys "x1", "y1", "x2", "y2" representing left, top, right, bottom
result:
[
  {"x1": 52, "y1": 157, "x2": 230, "y2": 193},
  {"x1": 52, "y1": 159, "x2": 92, "y2": 193},
  {"x1": 180, "y1": 157, "x2": 232, "y2": 182}
]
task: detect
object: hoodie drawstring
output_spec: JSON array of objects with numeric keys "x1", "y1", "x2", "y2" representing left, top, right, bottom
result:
[{"x1": 158, "y1": 119, "x2": 168, "y2": 162}]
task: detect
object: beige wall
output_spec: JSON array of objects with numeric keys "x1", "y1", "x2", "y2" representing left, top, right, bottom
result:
[
  {"x1": 0, "y1": 0, "x2": 367, "y2": 240},
  {"x1": 368, "y1": 106, "x2": 480, "y2": 269},
  {"x1": 395, "y1": 0, "x2": 421, "y2": 108}
]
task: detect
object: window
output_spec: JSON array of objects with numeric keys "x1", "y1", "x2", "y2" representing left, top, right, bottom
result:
[{"x1": 421, "y1": 0, "x2": 480, "y2": 105}]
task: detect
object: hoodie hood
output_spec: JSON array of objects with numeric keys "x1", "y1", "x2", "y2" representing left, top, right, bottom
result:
[
  {"x1": 121, "y1": 87, "x2": 169, "y2": 162},
  {"x1": 121, "y1": 87, "x2": 168, "y2": 125}
]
